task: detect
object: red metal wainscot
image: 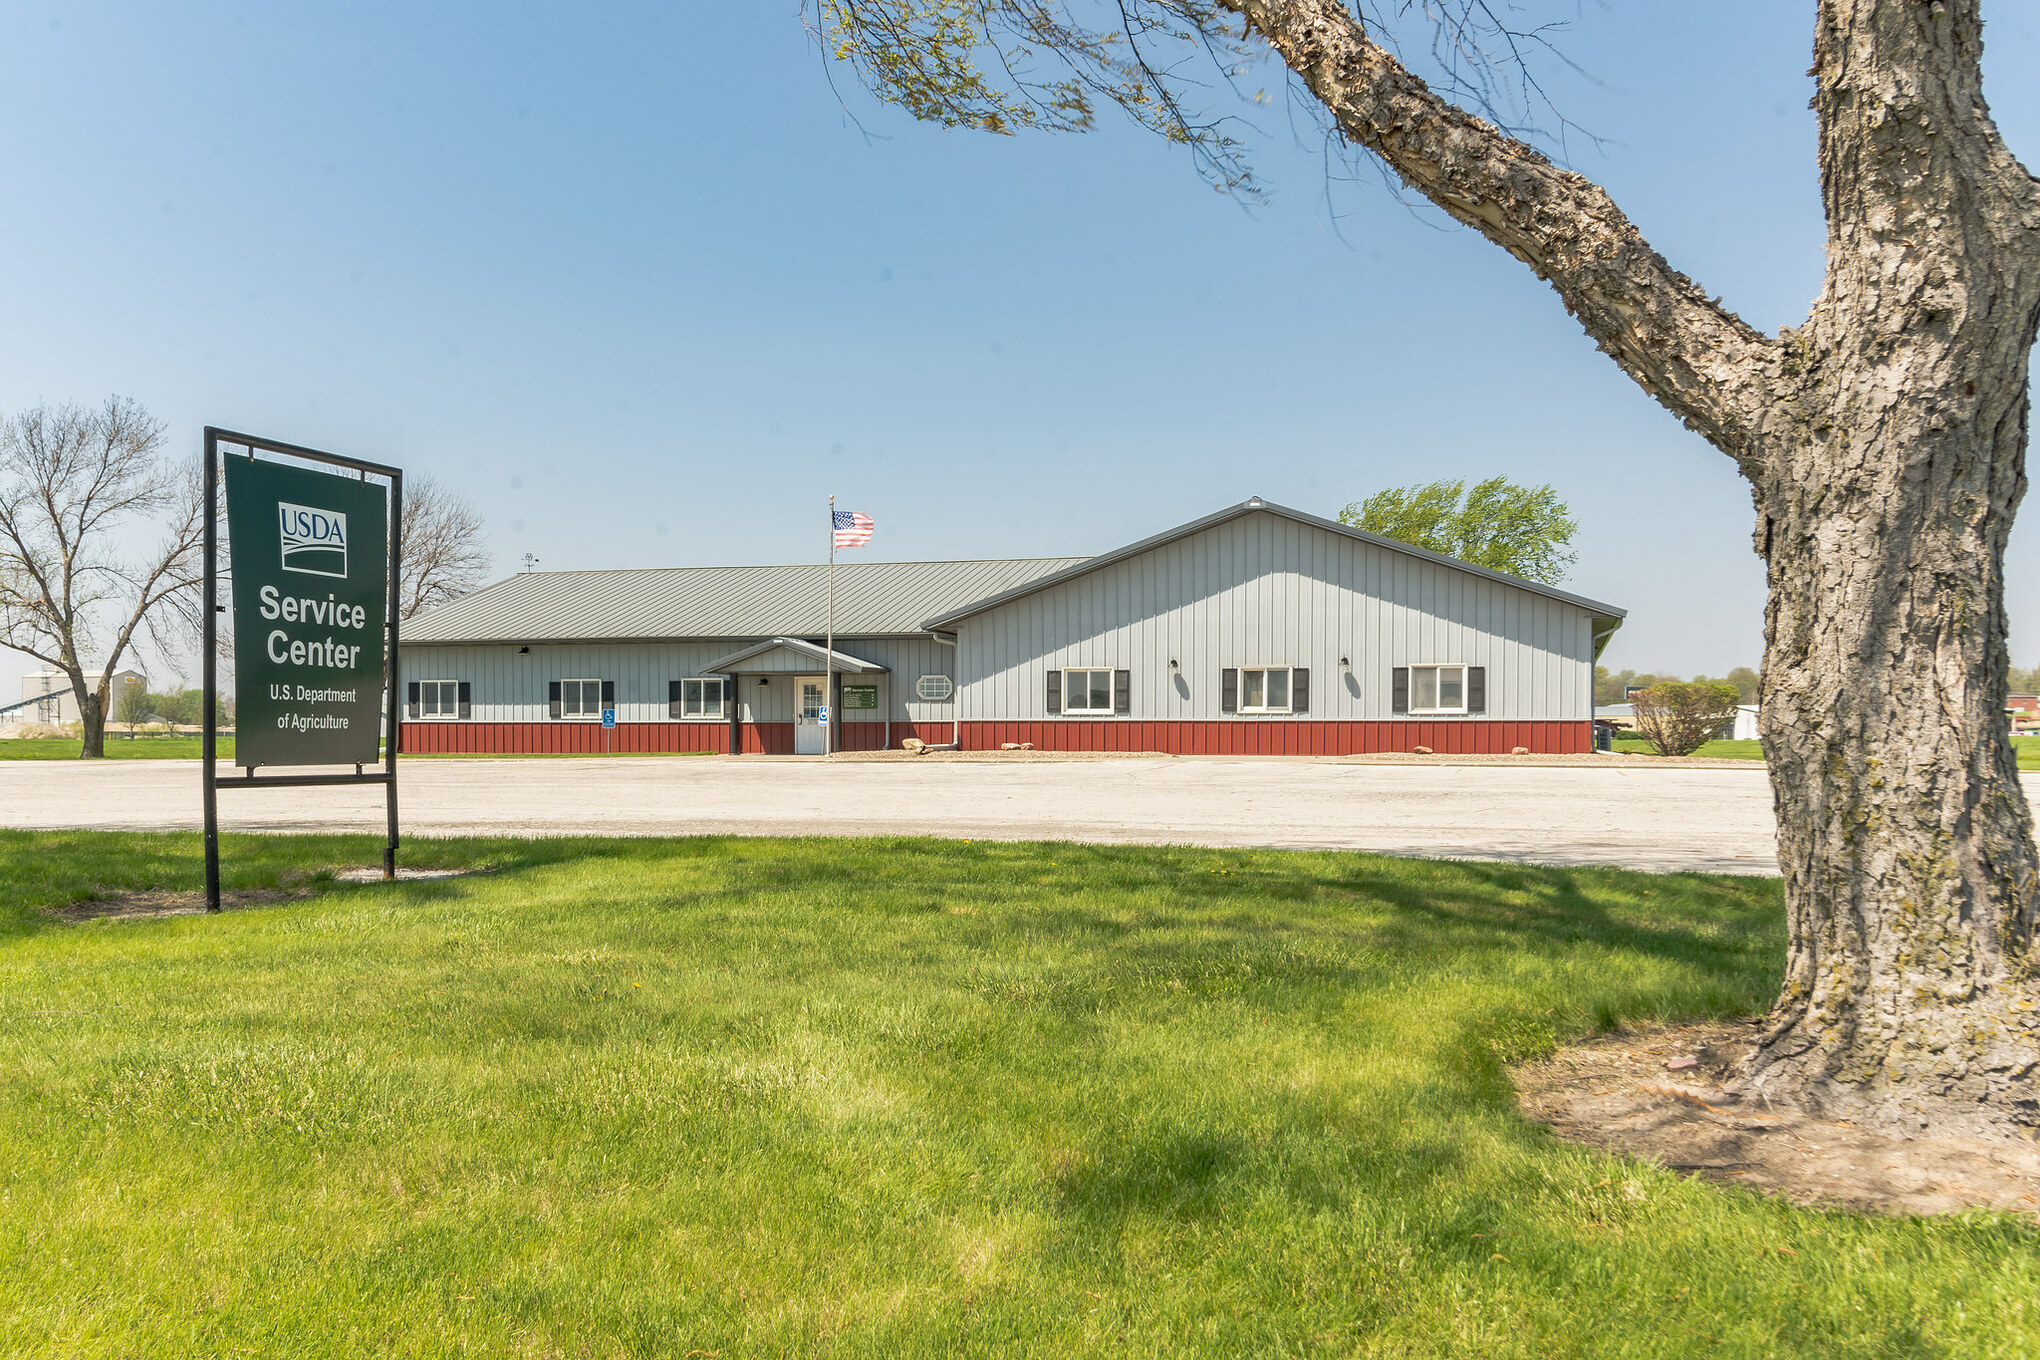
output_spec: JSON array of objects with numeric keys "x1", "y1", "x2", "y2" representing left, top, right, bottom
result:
[{"x1": 403, "y1": 720, "x2": 1589, "y2": 756}]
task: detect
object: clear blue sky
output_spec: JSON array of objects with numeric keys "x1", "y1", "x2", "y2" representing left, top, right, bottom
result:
[{"x1": 4, "y1": 2, "x2": 2038, "y2": 691}]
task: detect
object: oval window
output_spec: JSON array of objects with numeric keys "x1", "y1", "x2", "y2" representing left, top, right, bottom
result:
[{"x1": 916, "y1": 674, "x2": 954, "y2": 701}]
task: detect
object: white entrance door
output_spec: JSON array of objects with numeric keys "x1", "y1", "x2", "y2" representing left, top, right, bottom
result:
[{"x1": 793, "y1": 675, "x2": 827, "y2": 754}]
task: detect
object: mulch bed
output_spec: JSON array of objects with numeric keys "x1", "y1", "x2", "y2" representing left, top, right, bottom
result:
[{"x1": 1514, "y1": 1020, "x2": 2040, "y2": 1218}]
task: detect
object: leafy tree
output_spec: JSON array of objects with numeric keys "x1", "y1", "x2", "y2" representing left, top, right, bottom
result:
[
  {"x1": 1632, "y1": 682, "x2": 1743, "y2": 758},
  {"x1": 1724, "y1": 667, "x2": 1761, "y2": 706},
  {"x1": 1339, "y1": 478, "x2": 1577, "y2": 584},
  {"x1": 114, "y1": 683, "x2": 154, "y2": 736},
  {"x1": 1595, "y1": 668, "x2": 1670, "y2": 707},
  {"x1": 813, "y1": 2, "x2": 2040, "y2": 1137}
]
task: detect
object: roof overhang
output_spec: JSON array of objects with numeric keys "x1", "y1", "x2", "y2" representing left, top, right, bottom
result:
[
  {"x1": 920, "y1": 497, "x2": 1629, "y2": 631},
  {"x1": 700, "y1": 637, "x2": 890, "y2": 674}
]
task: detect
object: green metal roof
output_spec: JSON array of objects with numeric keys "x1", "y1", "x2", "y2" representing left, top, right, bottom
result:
[{"x1": 403, "y1": 557, "x2": 1088, "y2": 645}]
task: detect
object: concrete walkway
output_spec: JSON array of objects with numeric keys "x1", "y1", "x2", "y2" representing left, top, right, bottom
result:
[{"x1": 0, "y1": 754, "x2": 1800, "y2": 875}]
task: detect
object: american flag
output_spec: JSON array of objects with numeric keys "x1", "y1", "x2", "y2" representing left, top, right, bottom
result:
[{"x1": 832, "y1": 510, "x2": 874, "y2": 548}]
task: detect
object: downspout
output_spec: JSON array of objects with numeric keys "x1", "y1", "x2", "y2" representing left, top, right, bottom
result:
[{"x1": 925, "y1": 631, "x2": 961, "y2": 751}]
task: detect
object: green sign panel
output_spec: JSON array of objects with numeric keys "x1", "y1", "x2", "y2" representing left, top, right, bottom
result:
[
  {"x1": 841, "y1": 684, "x2": 878, "y2": 710},
  {"x1": 225, "y1": 457, "x2": 388, "y2": 768}
]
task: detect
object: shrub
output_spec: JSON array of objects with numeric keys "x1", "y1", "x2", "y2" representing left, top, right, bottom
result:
[{"x1": 1631, "y1": 681, "x2": 1741, "y2": 757}]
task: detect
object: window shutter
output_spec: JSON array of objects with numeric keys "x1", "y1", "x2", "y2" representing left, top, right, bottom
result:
[
  {"x1": 1391, "y1": 668, "x2": 1409, "y2": 714},
  {"x1": 1046, "y1": 670, "x2": 1061, "y2": 715},
  {"x1": 1221, "y1": 668, "x2": 1238, "y2": 715},
  {"x1": 549, "y1": 681, "x2": 562, "y2": 720},
  {"x1": 1292, "y1": 668, "x2": 1309, "y2": 715},
  {"x1": 601, "y1": 680, "x2": 615, "y2": 709},
  {"x1": 407, "y1": 681, "x2": 419, "y2": 719},
  {"x1": 1467, "y1": 666, "x2": 1486, "y2": 714},
  {"x1": 457, "y1": 681, "x2": 471, "y2": 720},
  {"x1": 1114, "y1": 669, "x2": 1131, "y2": 715},
  {"x1": 669, "y1": 680, "x2": 682, "y2": 720}
]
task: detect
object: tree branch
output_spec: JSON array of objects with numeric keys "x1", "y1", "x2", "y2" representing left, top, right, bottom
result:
[{"x1": 1227, "y1": 0, "x2": 1779, "y2": 465}]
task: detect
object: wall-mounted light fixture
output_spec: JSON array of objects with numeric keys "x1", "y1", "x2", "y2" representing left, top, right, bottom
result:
[
  {"x1": 758, "y1": 676, "x2": 770, "y2": 686},
  {"x1": 518, "y1": 646, "x2": 530, "y2": 655},
  {"x1": 1168, "y1": 659, "x2": 1179, "y2": 670},
  {"x1": 1340, "y1": 656, "x2": 1351, "y2": 672}
]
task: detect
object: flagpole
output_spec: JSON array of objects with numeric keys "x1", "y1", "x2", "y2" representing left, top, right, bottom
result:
[{"x1": 826, "y1": 494, "x2": 835, "y2": 758}]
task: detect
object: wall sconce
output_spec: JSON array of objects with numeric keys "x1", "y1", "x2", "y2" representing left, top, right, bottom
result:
[
  {"x1": 1340, "y1": 656, "x2": 1351, "y2": 672},
  {"x1": 758, "y1": 676, "x2": 769, "y2": 686},
  {"x1": 1168, "y1": 659, "x2": 1179, "y2": 670},
  {"x1": 518, "y1": 646, "x2": 530, "y2": 654}
]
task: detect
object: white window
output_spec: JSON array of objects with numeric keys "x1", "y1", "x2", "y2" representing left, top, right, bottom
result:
[
  {"x1": 800, "y1": 681, "x2": 824, "y2": 719},
  {"x1": 1408, "y1": 664, "x2": 1468, "y2": 715},
  {"x1": 1238, "y1": 667, "x2": 1292, "y2": 714},
  {"x1": 915, "y1": 674, "x2": 953, "y2": 701},
  {"x1": 561, "y1": 678, "x2": 604, "y2": 719},
  {"x1": 680, "y1": 677, "x2": 724, "y2": 719},
  {"x1": 419, "y1": 679, "x2": 461, "y2": 719},
  {"x1": 1063, "y1": 668, "x2": 1114, "y2": 715}
]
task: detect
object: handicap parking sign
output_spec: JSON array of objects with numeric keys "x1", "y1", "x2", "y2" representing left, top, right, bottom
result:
[
  {"x1": 601, "y1": 708, "x2": 616, "y2": 729},
  {"x1": 819, "y1": 705, "x2": 830, "y2": 725}
]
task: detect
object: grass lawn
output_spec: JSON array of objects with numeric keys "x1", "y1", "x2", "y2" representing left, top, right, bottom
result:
[
  {"x1": 1611, "y1": 733, "x2": 2040, "y2": 769},
  {"x1": 0, "y1": 735, "x2": 234, "y2": 760},
  {"x1": 2, "y1": 833, "x2": 2035, "y2": 1357}
]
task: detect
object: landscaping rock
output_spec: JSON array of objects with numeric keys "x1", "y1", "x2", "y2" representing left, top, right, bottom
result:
[
  {"x1": 1512, "y1": 745, "x2": 1532, "y2": 756},
  {"x1": 1413, "y1": 745, "x2": 1434, "y2": 755}
]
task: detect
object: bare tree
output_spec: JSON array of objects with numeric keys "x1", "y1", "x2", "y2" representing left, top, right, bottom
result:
[
  {"x1": 817, "y1": 2, "x2": 2040, "y2": 1138},
  {"x1": 400, "y1": 476, "x2": 492, "y2": 619},
  {"x1": 1631, "y1": 681, "x2": 1742, "y2": 759},
  {"x1": 0, "y1": 397, "x2": 203, "y2": 758}
]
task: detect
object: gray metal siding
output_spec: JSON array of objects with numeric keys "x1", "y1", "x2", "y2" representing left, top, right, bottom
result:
[
  {"x1": 400, "y1": 635, "x2": 963, "y2": 727},
  {"x1": 952, "y1": 511, "x2": 1595, "y2": 721}
]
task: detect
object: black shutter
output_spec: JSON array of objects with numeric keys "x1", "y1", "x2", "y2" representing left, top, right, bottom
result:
[
  {"x1": 1046, "y1": 670, "x2": 1062, "y2": 715},
  {"x1": 1114, "y1": 669, "x2": 1131, "y2": 715},
  {"x1": 669, "y1": 679, "x2": 682, "y2": 720},
  {"x1": 457, "y1": 681, "x2": 471, "y2": 720},
  {"x1": 1391, "y1": 668, "x2": 1409, "y2": 714},
  {"x1": 549, "y1": 681, "x2": 562, "y2": 720},
  {"x1": 1467, "y1": 666, "x2": 1486, "y2": 714},
  {"x1": 1221, "y1": 668, "x2": 1238, "y2": 714},
  {"x1": 1292, "y1": 668, "x2": 1309, "y2": 715},
  {"x1": 601, "y1": 680, "x2": 615, "y2": 709},
  {"x1": 407, "y1": 681, "x2": 419, "y2": 719}
]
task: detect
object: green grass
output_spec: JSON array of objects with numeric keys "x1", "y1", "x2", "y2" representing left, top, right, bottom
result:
[
  {"x1": 1611, "y1": 734, "x2": 2040, "y2": 768},
  {"x1": 0, "y1": 735, "x2": 234, "y2": 760},
  {"x1": 1611, "y1": 736, "x2": 1765, "y2": 760},
  {"x1": 2, "y1": 832, "x2": 2034, "y2": 1358}
]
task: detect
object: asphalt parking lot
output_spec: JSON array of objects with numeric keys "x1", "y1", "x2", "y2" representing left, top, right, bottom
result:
[{"x1": 0, "y1": 754, "x2": 1798, "y2": 875}]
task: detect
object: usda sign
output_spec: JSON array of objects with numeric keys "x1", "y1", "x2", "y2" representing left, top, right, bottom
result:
[{"x1": 224, "y1": 456, "x2": 389, "y2": 766}]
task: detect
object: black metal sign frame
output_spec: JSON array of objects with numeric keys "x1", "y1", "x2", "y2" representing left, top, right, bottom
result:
[{"x1": 202, "y1": 427, "x2": 404, "y2": 912}]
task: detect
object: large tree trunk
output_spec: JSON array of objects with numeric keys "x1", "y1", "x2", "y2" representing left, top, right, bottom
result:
[
  {"x1": 1732, "y1": 0, "x2": 2040, "y2": 1138},
  {"x1": 76, "y1": 679, "x2": 107, "y2": 759},
  {"x1": 1745, "y1": 368, "x2": 2040, "y2": 1138}
]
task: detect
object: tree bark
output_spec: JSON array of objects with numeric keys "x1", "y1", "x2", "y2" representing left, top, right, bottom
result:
[
  {"x1": 1735, "y1": 0, "x2": 2040, "y2": 1137},
  {"x1": 1219, "y1": 0, "x2": 2040, "y2": 1136}
]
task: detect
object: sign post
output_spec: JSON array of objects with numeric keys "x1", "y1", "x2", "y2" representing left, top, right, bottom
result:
[{"x1": 203, "y1": 428, "x2": 403, "y2": 911}]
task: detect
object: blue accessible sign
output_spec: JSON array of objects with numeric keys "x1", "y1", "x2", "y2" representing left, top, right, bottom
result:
[
  {"x1": 818, "y1": 705, "x2": 830, "y2": 726},
  {"x1": 601, "y1": 708, "x2": 616, "y2": 729}
]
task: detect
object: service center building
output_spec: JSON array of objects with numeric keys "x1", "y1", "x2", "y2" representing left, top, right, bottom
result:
[{"x1": 397, "y1": 498, "x2": 1624, "y2": 756}]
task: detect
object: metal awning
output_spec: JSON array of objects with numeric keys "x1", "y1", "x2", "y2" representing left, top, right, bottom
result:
[{"x1": 700, "y1": 637, "x2": 889, "y2": 675}]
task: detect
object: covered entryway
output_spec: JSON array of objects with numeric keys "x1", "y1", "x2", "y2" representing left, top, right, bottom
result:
[{"x1": 700, "y1": 637, "x2": 891, "y2": 755}]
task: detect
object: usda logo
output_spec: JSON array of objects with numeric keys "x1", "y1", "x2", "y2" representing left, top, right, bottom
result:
[{"x1": 278, "y1": 502, "x2": 349, "y2": 578}]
